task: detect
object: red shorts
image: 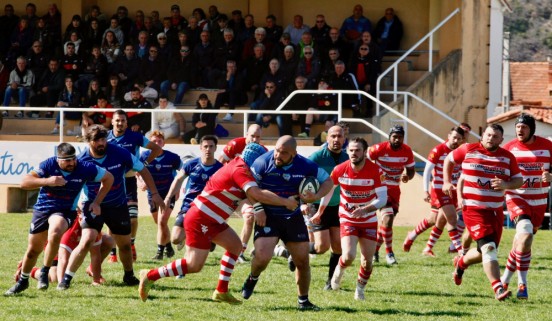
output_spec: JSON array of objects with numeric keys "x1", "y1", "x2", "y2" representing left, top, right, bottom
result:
[
  {"x1": 505, "y1": 197, "x2": 546, "y2": 233},
  {"x1": 462, "y1": 207, "x2": 504, "y2": 246},
  {"x1": 340, "y1": 223, "x2": 378, "y2": 241},
  {"x1": 184, "y1": 207, "x2": 230, "y2": 250},
  {"x1": 430, "y1": 187, "x2": 457, "y2": 209},
  {"x1": 384, "y1": 187, "x2": 401, "y2": 214},
  {"x1": 60, "y1": 219, "x2": 101, "y2": 253}
]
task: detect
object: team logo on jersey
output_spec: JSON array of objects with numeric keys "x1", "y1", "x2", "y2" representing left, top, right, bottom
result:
[
  {"x1": 282, "y1": 173, "x2": 291, "y2": 181},
  {"x1": 201, "y1": 224, "x2": 208, "y2": 234},
  {"x1": 202, "y1": 174, "x2": 208, "y2": 181},
  {"x1": 155, "y1": 164, "x2": 162, "y2": 171},
  {"x1": 263, "y1": 227, "x2": 271, "y2": 234}
]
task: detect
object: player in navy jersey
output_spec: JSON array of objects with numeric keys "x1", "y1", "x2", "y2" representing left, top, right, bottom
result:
[
  {"x1": 5, "y1": 143, "x2": 114, "y2": 296},
  {"x1": 57, "y1": 125, "x2": 164, "y2": 290},
  {"x1": 107, "y1": 109, "x2": 162, "y2": 263},
  {"x1": 137, "y1": 130, "x2": 183, "y2": 260},
  {"x1": 241, "y1": 135, "x2": 333, "y2": 311},
  {"x1": 163, "y1": 135, "x2": 223, "y2": 253}
]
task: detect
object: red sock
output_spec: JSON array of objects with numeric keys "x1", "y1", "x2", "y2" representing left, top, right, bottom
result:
[
  {"x1": 491, "y1": 279, "x2": 503, "y2": 293},
  {"x1": 381, "y1": 226, "x2": 394, "y2": 254},
  {"x1": 30, "y1": 267, "x2": 40, "y2": 279},
  {"x1": 216, "y1": 251, "x2": 238, "y2": 293},
  {"x1": 448, "y1": 228, "x2": 462, "y2": 252},
  {"x1": 338, "y1": 256, "x2": 348, "y2": 268},
  {"x1": 147, "y1": 259, "x2": 188, "y2": 281},
  {"x1": 414, "y1": 217, "x2": 432, "y2": 236},
  {"x1": 505, "y1": 250, "x2": 516, "y2": 272},
  {"x1": 357, "y1": 266, "x2": 372, "y2": 287},
  {"x1": 425, "y1": 227, "x2": 443, "y2": 250},
  {"x1": 375, "y1": 229, "x2": 384, "y2": 253}
]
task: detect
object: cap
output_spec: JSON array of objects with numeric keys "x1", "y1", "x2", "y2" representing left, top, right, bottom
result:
[
  {"x1": 389, "y1": 124, "x2": 405, "y2": 136},
  {"x1": 198, "y1": 93, "x2": 208, "y2": 100},
  {"x1": 240, "y1": 143, "x2": 267, "y2": 167},
  {"x1": 515, "y1": 113, "x2": 536, "y2": 138},
  {"x1": 171, "y1": 4, "x2": 180, "y2": 11}
]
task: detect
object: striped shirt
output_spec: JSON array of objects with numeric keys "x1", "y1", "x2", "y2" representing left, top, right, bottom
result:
[
  {"x1": 428, "y1": 142, "x2": 461, "y2": 189},
  {"x1": 450, "y1": 142, "x2": 521, "y2": 210},
  {"x1": 503, "y1": 136, "x2": 552, "y2": 207},
  {"x1": 368, "y1": 141, "x2": 415, "y2": 188}
]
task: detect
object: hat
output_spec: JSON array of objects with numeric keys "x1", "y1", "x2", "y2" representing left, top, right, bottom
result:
[
  {"x1": 240, "y1": 143, "x2": 267, "y2": 167},
  {"x1": 515, "y1": 113, "x2": 536, "y2": 138},
  {"x1": 157, "y1": 32, "x2": 166, "y2": 39},
  {"x1": 198, "y1": 93, "x2": 208, "y2": 100},
  {"x1": 389, "y1": 125, "x2": 405, "y2": 136},
  {"x1": 171, "y1": 4, "x2": 180, "y2": 11}
]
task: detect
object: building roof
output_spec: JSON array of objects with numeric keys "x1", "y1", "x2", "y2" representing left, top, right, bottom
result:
[
  {"x1": 509, "y1": 62, "x2": 552, "y2": 106},
  {"x1": 487, "y1": 105, "x2": 552, "y2": 124}
]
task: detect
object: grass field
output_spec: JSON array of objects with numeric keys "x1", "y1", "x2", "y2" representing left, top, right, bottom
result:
[{"x1": 0, "y1": 213, "x2": 550, "y2": 321}]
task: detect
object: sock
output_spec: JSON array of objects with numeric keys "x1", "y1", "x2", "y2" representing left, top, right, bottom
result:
[
  {"x1": 304, "y1": 125, "x2": 311, "y2": 136},
  {"x1": 20, "y1": 272, "x2": 30, "y2": 281},
  {"x1": 491, "y1": 279, "x2": 503, "y2": 293},
  {"x1": 457, "y1": 256, "x2": 469, "y2": 270},
  {"x1": 62, "y1": 271, "x2": 75, "y2": 284},
  {"x1": 148, "y1": 259, "x2": 188, "y2": 281},
  {"x1": 165, "y1": 242, "x2": 173, "y2": 251},
  {"x1": 216, "y1": 251, "x2": 238, "y2": 293},
  {"x1": 124, "y1": 270, "x2": 134, "y2": 278},
  {"x1": 425, "y1": 227, "x2": 443, "y2": 251},
  {"x1": 447, "y1": 229, "x2": 463, "y2": 252},
  {"x1": 357, "y1": 266, "x2": 372, "y2": 288},
  {"x1": 381, "y1": 226, "x2": 394, "y2": 254},
  {"x1": 516, "y1": 250, "x2": 531, "y2": 286},
  {"x1": 375, "y1": 229, "x2": 384, "y2": 253},
  {"x1": 413, "y1": 217, "x2": 433, "y2": 239},
  {"x1": 501, "y1": 249, "x2": 516, "y2": 284},
  {"x1": 41, "y1": 266, "x2": 51, "y2": 275},
  {"x1": 328, "y1": 253, "x2": 341, "y2": 282},
  {"x1": 30, "y1": 267, "x2": 40, "y2": 279},
  {"x1": 298, "y1": 294, "x2": 309, "y2": 304},
  {"x1": 157, "y1": 244, "x2": 165, "y2": 254}
]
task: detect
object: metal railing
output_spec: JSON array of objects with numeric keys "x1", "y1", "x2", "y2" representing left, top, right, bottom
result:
[{"x1": 376, "y1": 8, "x2": 460, "y2": 116}]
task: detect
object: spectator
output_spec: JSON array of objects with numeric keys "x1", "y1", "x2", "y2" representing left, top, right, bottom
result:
[
  {"x1": 0, "y1": 60, "x2": 10, "y2": 108},
  {"x1": 160, "y1": 45, "x2": 195, "y2": 105},
  {"x1": 83, "y1": 18, "x2": 105, "y2": 54},
  {"x1": 373, "y1": 8, "x2": 404, "y2": 53},
  {"x1": 173, "y1": 30, "x2": 192, "y2": 56},
  {"x1": 139, "y1": 44, "x2": 167, "y2": 91},
  {"x1": 8, "y1": 17, "x2": 34, "y2": 64},
  {"x1": 298, "y1": 79, "x2": 338, "y2": 138},
  {"x1": 285, "y1": 75, "x2": 310, "y2": 127},
  {"x1": 242, "y1": 27, "x2": 273, "y2": 61},
  {"x1": 64, "y1": 31, "x2": 83, "y2": 55},
  {"x1": 296, "y1": 45, "x2": 321, "y2": 88},
  {"x1": 271, "y1": 32, "x2": 296, "y2": 61},
  {"x1": 192, "y1": 30, "x2": 215, "y2": 87},
  {"x1": 264, "y1": 14, "x2": 283, "y2": 44},
  {"x1": 143, "y1": 16, "x2": 160, "y2": 46},
  {"x1": 2, "y1": 56, "x2": 34, "y2": 118},
  {"x1": 331, "y1": 60, "x2": 362, "y2": 116},
  {"x1": 310, "y1": 14, "x2": 331, "y2": 53},
  {"x1": 82, "y1": 78, "x2": 103, "y2": 107},
  {"x1": 183, "y1": 93, "x2": 217, "y2": 144},
  {"x1": 279, "y1": 45, "x2": 299, "y2": 91},
  {"x1": 0, "y1": 4, "x2": 19, "y2": 56},
  {"x1": 123, "y1": 82, "x2": 158, "y2": 105},
  {"x1": 156, "y1": 32, "x2": 172, "y2": 61},
  {"x1": 211, "y1": 14, "x2": 229, "y2": 47},
  {"x1": 29, "y1": 58, "x2": 65, "y2": 118},
  {"x1": 32, "y1": 18, "x2": 54, "y2": 56},
  {"x1": 208, "y1": 5, "x2": 221, "y2": 32},
  {"x1": 81, "y1": 92, "x2": 113, "y2": 134},
  {"x1": 84, "y1": 5, "x2": 108, "y2": 30},
  {"x1": 61, "y1": 42, "x2": 84, "y2": 79},
  {"x1": 21, "y1": 3, "x2": 38, "y2": 30},
  {"x1": 42, "y1": 4, "x2": 62, "y2": 52},
  {"x1": 185, "y1": 16, "x2": 202, "y2": 49},
  {"x1": 26, "y1": 41, "x2": 48, "y2": 81},
  {"x1": 237, "y1": 14, "x2": 256, "y2": 46},
  {"x1": 260, "y1": 58, "x2": 288, "y2": 97},
  {"x1": 124, "y1": 85, "x2": 153, "y2": 134},
  {"x1": 228, "y1": 10, "x2": 245, "y2": 38},
  {"x1": 135, "y1": 30, "x2": 150, "y2": 59},
  {"x1": 129, "y1": 10, "x2": 146, "y2": 43},
  {"x1": 327, "y1": 27, "x2": 352, "y2": 64},
  {"x1": 284, "y1": 15, "x2": 310, "y2": 45},
  {"x1": 167, "y1": 4, "x2": 188, "y2": 32},
  {"x1": 161, "y1": 17, "x2": 179, "y2": 48},
  {"x1": 298, "y1": 31, "x2": 316, "y2": 59},
  {"x1": 340, "y1": 4, "x2": 372, "y2": 42},
  {"x1": 64, "y1": 15, "x2": 86, "y2": 43},
  {"x1": 148, "y1": 95, "x2": 186, "y2": 139},
  {"x1": 113, "y1": 6, "x2": 132, "y2": 42},
  {"x1": 77, "y1": 46, "x2": 108, "y2": 92},
  {"x1": 348, "y1": 44, "x2": 380, "y2": 94},
  {"x1": 214, "y1": 60, "x2": 247, "y2": 122},
  {"x1": 104, "y1": 74, "x2": 125, "y2": 108},
  {"x1": 192, "y1": 8, "x2": 209, "y2": 31},
  {"x1": 150, "y1": 10, "x2": 163, "y2": 31},
  {"x1": 321, "y1": 47, "x2": 341, "y2": 79},
  {"x1": 254, "y1": 80, "x2": 290, "y2": 136},
  {"x1": 101, "y1": 30, "x2": 121, "y2": 64},
  {"x1": 243, "y1": 43, "x2": 269, "y2": 98},
  {"x1": 113, "y1": 44, "x2": 140, "y2": 90},
  {"x1": 103, "y1": 17, "x2": 125, "y2": 46},
  {"x1": 356, "y1": 31, "x2": 383, "y2": 64},
  {"x1": 52, "y1": 75, "x2": 82, "y2": 134},
  {"x1": 212, "y1": 28, "x2": 241, "y2": 72}
]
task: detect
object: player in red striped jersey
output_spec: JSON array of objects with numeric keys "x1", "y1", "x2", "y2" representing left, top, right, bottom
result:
[
  {"x1": 139, "y1": 143, "x2": 298, "y2": 304},
  {"x1": 443, "y1": 124, "x2": 523, "y2": 301},
  {"x1": 500, "y1": 114, "x2": 552, "y2": 299},
  {"x1": 368, "y1": 125, "x2": 415, "y2": 265},
  {"x1": 312, "y1": 137, "x2": 387, "y2": 300}
]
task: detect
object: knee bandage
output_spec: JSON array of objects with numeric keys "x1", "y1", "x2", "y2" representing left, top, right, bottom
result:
[
  {"x1": 128, "y1": 204, "x2": 138, "y2": 219},
  {"x1": 516, "y1": 219, "x2": 533, "y2": 236},
  {"x1": 480, "y1": 242, "x2": 498, "y2": 264}
]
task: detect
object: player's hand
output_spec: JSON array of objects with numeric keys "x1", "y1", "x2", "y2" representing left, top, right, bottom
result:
[
  {"x1": 310, "y1": 211, "x2": 322, "y2": 225},
  {"x1": 131, "y1": 124, "x2": 140, "y2": 132},
  {"x1": 163, "y1": 197, "x2": 172, "y2": 210},
  {"x1": 401, "y1": 174, "x2": 409, "y2": 183},
  {"x1": 491, "y1": 176, "x2": 504, "y2": 190},
  {"x1": 89, "y1": 202, "x2": 102, "y2": 216},
  {"x1": 137, "y1": 178, "x2": 147, "y2": 191},
  {"x1": 351, "y1": 207, "x2": 366, "y2": 218},
  {"x1": 285, "y1": 196, "x2": 299, "y2": 211},
  {"x1": 542, "y1": 166, "x2": 551, "y2": 183},
  {"x1": 423, "y1": 191, "x2": 430, "y2": 203},
  {"x1": 48, "y1": 176, "x2": 67, "y2": 186},
  {"x1": 442, "y1": 182, "x2": 455, "y2": 196},
  {"x1": 300, "y1": 191, "x2": 317, "y2": 204},
  {"x1": 152, "y1": 193, "x2": 165, "y2": 213},
  {"x1": 300, "y1": 204, "x2": 310, "y2": 215},
  {"x1": 255, "y1": 210, "x2": 267, "y2": 227}
]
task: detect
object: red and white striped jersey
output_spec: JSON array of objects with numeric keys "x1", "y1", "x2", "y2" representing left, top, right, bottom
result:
[
  {"x1": 503, "y1": 136, "x2": 552, "y2": 207},
  {"x1": 368, "y1": 141, "x2": 415, "y2": 188},
  {"x1": 192, "y1": 157, "x2": 258, "y2": 223},
  {"x1": 427, "y1": 142, "x2": 461, "y2": 189},
  {"x1": 330, "y1": 160, "x2": 386, "y2": 226},
  {"x1": 220, "y1": 137, "x2": 267, "y2": 162},
  {"x1": 450, "y1": 142, "x2": 521, "y2": 210}
]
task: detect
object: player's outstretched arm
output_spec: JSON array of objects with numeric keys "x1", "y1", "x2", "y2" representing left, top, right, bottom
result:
[
  {"x1": 246, "y1": 186, "x2": 298, "y2": 211},
  {"x1": 20, "y1": 172, "x2": 66, "y2": 190}
]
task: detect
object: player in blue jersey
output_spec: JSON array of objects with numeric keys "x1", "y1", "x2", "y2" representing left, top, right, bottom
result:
[
  {"x1": 308, "y1": 125, "x2": 349, "y2": 290},
  {"x1": 241, "y1": 135, "x2": 333, "y2": 311},
  {"x1": 163, "y1": 135, "x2": 223, "y2": 253},
  {"x1": 57, "y1": 125, "x2": 164, "y2": 290},
  {"x1": 137, "y1": 130, "x2": 183, "y2": 260},
  {"x1": 107, "y1": 109, "x2": 162, "y2": 263},
  {"x1": 5, "y1": 143, "x2": 114, "y2": 296}
]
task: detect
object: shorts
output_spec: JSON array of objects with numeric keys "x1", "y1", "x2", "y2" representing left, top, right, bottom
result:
[
  {"x1": 383, "y1": 187, "x2": 401, "y2": 214},
  {"x1": 60, "y1": 217, "x2": 102, "y2": 253},
  {"x1": 340, "y1": 223, "x2": 378, "y2": 241},
  {"x1": 505, "y1": 197, "x2": 546, "y2": 233},
  {"x1": 29, "y1": 209, "x2": 77, "y2": 234},
  {"x1": 462, "y1": 207, "x2": 504, "y2": 246},
  {"x1": 81, "y1": 202, "x2": 131, "y2": 235},
  {"x1": 149, "y1": 195, "x2": 175, "y2": 213},
  {"x1": 310, "y1": 204, "x2": 340, "y2": 231},
  {"x1": 184, "y1": 207, "x2": 230, "y2": 250},
  {"x1": 430, "y1": 187, "x2": 457, "y2": 209},
  {"x1": 125, "y1": 176, "x2": 138, "y2": 203},
  {"x1": 253, "y1": 214, "x2": 309, "y2": 243},
  {"x1": 174, "y1": 208, "x2": 189, "y2": 228}
]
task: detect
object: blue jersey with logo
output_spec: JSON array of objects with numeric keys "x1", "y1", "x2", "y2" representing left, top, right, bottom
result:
[
  {"x1": 251, "y1": 151, "x2": 328, "y2": 217},
  {"x1": 79, "y1": 143, "x2": 144, "y2": 207},
  {"x1": 108, "y1": 129, "x2": 149, "y2": 158},
  {"x1": 140, "y1": 149, "x2": 182, "y2": 197},
  {"x1": 180, "y1": 157, "x2": 223, "y2": 213},
  {"x1": 33, "y1": 157, "x2": 106, "y2": 212}
]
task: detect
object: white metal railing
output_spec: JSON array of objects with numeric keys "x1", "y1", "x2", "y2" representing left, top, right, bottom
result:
[{"x1": 376, "y1": 8, "x2": 460, "y2": 116}]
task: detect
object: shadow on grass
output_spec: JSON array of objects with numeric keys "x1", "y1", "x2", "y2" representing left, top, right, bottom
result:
[{"x1": 369, "y1": 308, "x2": 473, "y2": 317}]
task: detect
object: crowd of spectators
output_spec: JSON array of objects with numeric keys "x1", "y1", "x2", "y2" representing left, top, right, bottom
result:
[{"x1": 0, "y1": 3, "x2": 404, "y2": 138}]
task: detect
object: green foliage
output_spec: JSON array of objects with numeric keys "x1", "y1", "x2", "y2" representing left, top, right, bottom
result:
[{"x1": 0, "y1": 214, "x2": 551, "y2": 321}]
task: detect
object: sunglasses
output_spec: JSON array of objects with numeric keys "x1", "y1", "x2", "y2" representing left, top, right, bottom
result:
[
  {"x1": 304, "y1": 52, "x2": 313, "y2": 55},
  {"x1": 360, "y1": 47, "x2": 368, "y2": 51}
]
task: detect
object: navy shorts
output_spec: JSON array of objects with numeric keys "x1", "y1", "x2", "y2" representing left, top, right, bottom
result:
[
  {"x1": 29, "y1": 209, "x2": 77, "y2": 234},
  {"x1": 125, "y1": 176, "x2": 138, "y2": 202},
  {"x1": 254, "y1": 214, "x2": 309, "y2": 243},
  {"x1": 148, "y1": 194, "x2": 175, "y2": 213},
  {"x1": 310, "y1": 204, "x2": 340, "y2": 231},
  {"x1": 81, "y1": 202, "x2": 131, "y2": 235}
]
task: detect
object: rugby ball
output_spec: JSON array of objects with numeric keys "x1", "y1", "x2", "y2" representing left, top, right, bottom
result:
[{"x1": 299, "y1": 176, "x2": 320, "y2": 197}]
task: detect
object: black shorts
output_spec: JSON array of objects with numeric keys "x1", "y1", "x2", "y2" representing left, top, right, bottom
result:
[
  {"x1": 254, "y1": 214, "x2": 309, "y2": 243},
  {"x1": 125, "y1": 176, "x2": 138, "y2": 203},
  {"x1": 81, "y1": 202, "x2": 131, "y2": 235},
  {"x1": 148, "y1": 194, "x2": 175, "y2": 213},
  {"x1": 310, "y1": 204, "x2": 340, "y2": 231},
  {"x1": 30, "y1": 209, "x2": 77, "y2": 234}
]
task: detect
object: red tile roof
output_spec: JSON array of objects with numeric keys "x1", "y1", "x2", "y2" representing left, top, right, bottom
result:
[
  {"x1": 488, "y1": 105, "x2": 552, "y2": 124},
  {"x1": 509, "y1": 62, "x2": 552, "y2": 106}
]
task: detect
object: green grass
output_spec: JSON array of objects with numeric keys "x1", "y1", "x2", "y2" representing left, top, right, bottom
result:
[{"x1": 0, "y1": 213, "x2": 550, "y2": 321}]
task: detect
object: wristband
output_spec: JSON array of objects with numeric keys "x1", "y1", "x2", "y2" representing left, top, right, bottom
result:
[
  {"x1": 253, "y1": 202, "x2": 264, "y2": 214},
  {"x1": 144, "y1": 160, "x2": 149, "y2": 166}
]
